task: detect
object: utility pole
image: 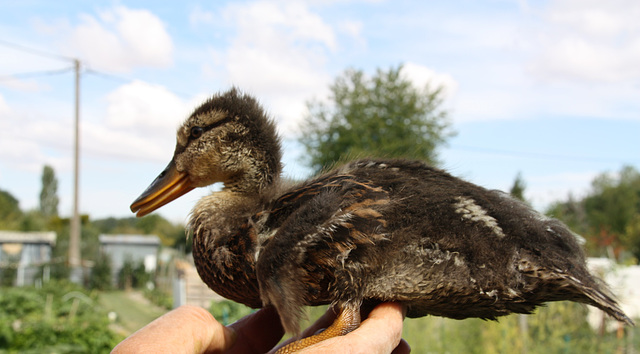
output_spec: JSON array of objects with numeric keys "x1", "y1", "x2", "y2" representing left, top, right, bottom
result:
[
  {"x1": 0, "y1": 40, "x2": 84, "y2": 283},
  {"x1": 69, "y1": 59, "x2": 82, "y2": 284}
]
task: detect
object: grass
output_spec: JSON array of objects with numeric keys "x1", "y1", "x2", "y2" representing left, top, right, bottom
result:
[{"x1": 98, "y1": 290, "x2": 169, "y2": 337}]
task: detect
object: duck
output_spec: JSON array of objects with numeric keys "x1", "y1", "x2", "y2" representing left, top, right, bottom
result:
[{"x1": 131, "y1": 88, "x2": 633, "y2": 352}]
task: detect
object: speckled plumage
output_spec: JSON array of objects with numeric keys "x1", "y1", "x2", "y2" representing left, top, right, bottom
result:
[{"x1": 131, "y1": 89, "x2": 633, "y2": 348}]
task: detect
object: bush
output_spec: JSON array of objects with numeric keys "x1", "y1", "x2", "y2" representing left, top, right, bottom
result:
[
  {"x1": 209, "y1": 300, "x2": 254, "y2": 325},
  {"x1": 144, "y1": 288, "x2": 172, "y2": 310},
  {"x1": 89, "y1": 253, "x2": 113, "y2": 290},
  {"x1": 0, "y1": 280, "x2": 121, "y2": 352}
]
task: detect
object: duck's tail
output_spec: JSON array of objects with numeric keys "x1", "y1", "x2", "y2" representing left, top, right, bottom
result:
[{"x1": 569, "y1": 275, "x2": 634, "y2": 326}]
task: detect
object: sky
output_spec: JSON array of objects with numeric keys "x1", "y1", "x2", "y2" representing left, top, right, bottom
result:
[{"x1": 0, "y1": 0, "x2": 639, "y2": 223}]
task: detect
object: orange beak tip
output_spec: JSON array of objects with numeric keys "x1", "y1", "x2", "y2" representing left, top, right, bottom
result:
[{"x1": 130, "y1": 161, "x2": 194, "y2": 217}]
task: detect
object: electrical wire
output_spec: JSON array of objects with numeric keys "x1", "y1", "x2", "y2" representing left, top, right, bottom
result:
[
  {"x1": 0, "y1": 39, "x2": 76, "y2": 62},
  {"x1": 0, "y1": 39, "x2": 196, "y2": 98},
  {"x1": 0, "y1": 67, "x2": 75, "y2": 81}
]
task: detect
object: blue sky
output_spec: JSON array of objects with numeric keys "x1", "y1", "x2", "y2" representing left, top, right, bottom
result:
[{"x1": 1, "y1": 0, "x2": 639, "y2": 223}]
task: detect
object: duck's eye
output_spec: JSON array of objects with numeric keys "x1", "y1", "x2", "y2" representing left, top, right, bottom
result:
[{"x1": 190, "y1": 126, "x2": 204, "y2": 139}]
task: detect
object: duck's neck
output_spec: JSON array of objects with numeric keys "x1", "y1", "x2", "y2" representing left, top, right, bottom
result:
[{"x1": 188, "y1": 189, "x2": 270, "y2": 308}]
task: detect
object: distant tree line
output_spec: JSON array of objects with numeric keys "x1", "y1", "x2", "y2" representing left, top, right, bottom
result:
[{"x1": 547, "y1": 165, "x2": 640, "y2": 262}]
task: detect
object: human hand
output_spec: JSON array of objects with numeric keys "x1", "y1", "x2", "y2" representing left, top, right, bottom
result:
[
  {"x1": 111, "y1": 305, "x2": 284, "y2": 354},
  {"x1": 271, "y1": 302, "x2": 410, "y2": 354},
  {"x1": 111, "y1": 302, "x2": 408, "y2": 354}
]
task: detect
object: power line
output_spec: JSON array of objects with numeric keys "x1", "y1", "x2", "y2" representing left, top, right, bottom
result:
[
  {"x1": 84, "y1": 68, "x2": 131, "y2": 84},
  {"x1": 1, "y1": 39, "x2": 197, "y2": 98},
  {"x1": 0, "y1": 39, "x2": 75, "y2": 62},
  {"x1": 0, "y1": 67, "x2": 75, "y2": 81}
]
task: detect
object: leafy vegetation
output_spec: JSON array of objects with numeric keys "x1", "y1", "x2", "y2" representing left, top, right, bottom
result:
[
  {"x1": 89, "y1": 253, "x2": 113, "y2": 291},
  {"x1": 547, "y1": 165, "x2": 640, "y2": 262},
  {"x1": 39, "y1": 165, "x2": 59, "y2": 218},
  {"x1": 143, "y1": 287, "x2": 173, "y2": 310},
  {"x1": 294, "y1": 301, "x2": 636, "y2": 353},
  {"x1": 0, "y1": 280, "x2": 121, "y2": 353},
  {"x1": 401, "y1": 301, "x2": 637, "y2": 353},
  {"x1": 209, "y1": 300, "x2": 254, "y2": 326},
  {"x1": 509, "y1": 172, "x2": 527, "y2": 203},
  {"x1": 299, "y1": 65, "x2": 455, "y2": 172},
  {"x1": 0, "y1": 189, "x2": 22, "y2": 230}
]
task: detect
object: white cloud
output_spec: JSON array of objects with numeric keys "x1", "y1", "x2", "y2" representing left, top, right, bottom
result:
[
  {"x1": 226, "y1": 1, "x2": 336, "y2": 51},
  {"x1": 0, "y1": 137, "x2": 47, "y2": 172},
  {"x1": 188, "y1": 5, "x2": 214, "y2": 27},
  {"x1": 105, "y1": 80, "x2": 193, "y2": 131},
  {"x1": 0, "y1": 98, "x2": 71, "y2": 173},
  {"x1": 194, "y1": 1, "x2": 343, "y2": 134},
  {"x1": 82, "y1": 121, "x2": 168, "y2": 162},
  {"x1": 0, "y1": 94, "x2": 9, "y2": 116},
  {"x1": 101, "y1": 80, "x2": 207, "y2": 161},
  {"x1": 338, "y1": 20, "x2": 364, "y2": 45},
  {"x1": 0, "y1": 78, "x2": 49, "y2": 92},
  {"x1": 402, "y1": 62, "x2": 458, "y2": 99},
  {"x1": 63, "y1": 6, "x2": 174, "y2": 72},
  {"x1": 529, "y1": 0, "x2": 640, "y2": 83}
]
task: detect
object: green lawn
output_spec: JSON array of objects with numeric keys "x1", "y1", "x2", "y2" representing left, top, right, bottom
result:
[{"x1": 98, "y1": 291, "x2": 169, "y2": 337}]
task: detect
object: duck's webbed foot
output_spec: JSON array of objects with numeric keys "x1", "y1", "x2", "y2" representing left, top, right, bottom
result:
[{"x1": 275, "y1": 306, "x2": 361, "y2": 354}]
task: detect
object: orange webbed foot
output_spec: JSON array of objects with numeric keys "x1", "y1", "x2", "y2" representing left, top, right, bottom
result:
[{"x1": 275, "y1": 306, "x2": 360, "y2": 354}]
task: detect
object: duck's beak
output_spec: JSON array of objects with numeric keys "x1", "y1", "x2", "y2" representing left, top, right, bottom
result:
[{"x1": 130, "y1": 160, "x2": 195, "y2": 217}]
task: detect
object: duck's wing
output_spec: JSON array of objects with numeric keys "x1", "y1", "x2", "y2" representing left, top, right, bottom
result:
[{"x1": 254, "y1": 171, "x2": 391, "y2": 333}]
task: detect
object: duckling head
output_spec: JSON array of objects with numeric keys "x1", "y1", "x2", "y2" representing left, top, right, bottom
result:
[{"x1": 131, "y1": 88, "x2": 282, "y2": 217}]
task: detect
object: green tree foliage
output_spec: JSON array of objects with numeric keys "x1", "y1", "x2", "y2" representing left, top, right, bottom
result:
[
  {"x1": 0, "y1": 188, "x2": 22, "y2": 229},
  {"x1": 547, "y1": 194, "x2": 589, "y2": 236},
  {"x1": 0, "y1": 280, "x2": 121, "y2": 352},
  {"x1": 547, "y1": 165, "x2": 640, "y2": 261},
  {"x1": 89, "y1": 253, "x2": 113, "y2": 290},
  {"x1": 19, "y1": 210, "x2": 47, "y2": 231},
  {"x1": 117, "y1": 259, "x2": 152, "y2": 290},
  {"x1": 209, "y1": 300, "x2": 253, "y2": 326},
  {"x1": 509, "y1": 172, "x2": 527, "y2": 203},
  {"x1": 585, "y1": 166, "x2": 639, "y2": 237},
  {"x1": 39, "y1": 165, "x2": 59, "y2": 218},
  {"x1": 132, "y1": 262, "x2": 152, "y2": 289},
  {"x1": 118, "y1": 258, "x2": 135, "y2": 290},
  {"x1": 299, "y1": 65, "x2": 455, "y2": 172}
]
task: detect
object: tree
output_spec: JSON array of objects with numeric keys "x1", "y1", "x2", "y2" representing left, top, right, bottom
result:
[
  {"x1": 585, "y1": 166, "x2": 640, "y2": 260},
  {"x1": 89, "y1": 253, "x2": 113, "y2": 290},
  {"x1": 0, "y1": 188, "x2": 22, "y2": 229},
  {"x1": 39, "y1": 165, "x2": 59, "y2": 218},
  {"x1": 509, "y1": 172, "x2": 527, "y2": 202},
  {"x1": 299, "y1": 65, "x2": 455, "y2": 172},
  {"x1": 547, "y1": 165, "x2": 640, "y2": 261}
]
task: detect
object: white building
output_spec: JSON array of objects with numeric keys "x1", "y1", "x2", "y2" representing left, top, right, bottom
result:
[
  {"x1": 0, "y1": 230, "x2": 56, "y2": 286},
  {"x1": 587, "y1": 257, "x2": 640, "y2": 332},
  {"x1": 99, "y1": 234, "x2": 161, "y2": 285}
]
